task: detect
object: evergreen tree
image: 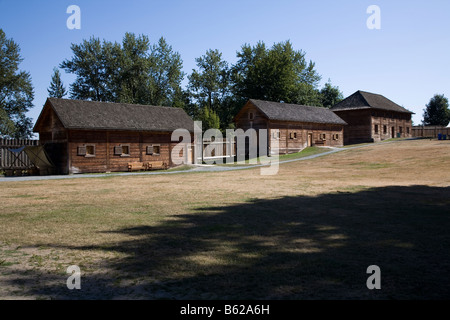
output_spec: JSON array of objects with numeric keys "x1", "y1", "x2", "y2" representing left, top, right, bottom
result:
[
  {"x1": 47, "y1": 67, "x2": 67, "y2": 98},
  {"x1": 423, "y1": 94, "x2": 450, "y2": 126},
  {"x1": 319, "y1": 80, "x2": 343, "y2": 108},
  {"x1": 0, "y1": 29, "x2": 34, "y2": 138}
]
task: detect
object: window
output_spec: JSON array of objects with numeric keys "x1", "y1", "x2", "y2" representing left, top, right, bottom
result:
[
  {"x1": 272, "y1": 131, "x2": 280, "y2": 139},
  {"x1": 321, "y1": 133, "x2": 326, "y2": 140},
  {"x1": 333, "y1": 134, "x2": 339, "y2": 140},
  {"x1": 248, "y1": 112, "x2": 254, "y2": 120},
  {"x1": 374, "y1": 124, "x2": 379, "y2": 134},
  {"x1": 86, "y1": 145, "x2": 95, "y2": 156},
  {"x1": 383, "y1": 125, "x2": 387, "y2": 134},
  {"x1": 122, "y1": 145, "x2": 130, "y2": 156},
  {"x1": 289, "y1": 132, "x2": 297, "y2": 139},
  {"x1": 406, "y1": 127, "x2": 410, "y2": 134},
  {"x1": 77, "y1": 145, "x2": 95, "y2": 157},
  {"x1": 77, "y1": 146, "x2": 86, "y2": 156},
  {"x1": 146, "y1": 145, "x2": 161, "y2": 155},
  {"x1": 114, "y1": 145, "x2": 130, "y2": 157}
]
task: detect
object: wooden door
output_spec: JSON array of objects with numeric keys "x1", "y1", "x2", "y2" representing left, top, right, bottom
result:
[{"x1": 308, "y1": 133, "x2": 313, "y2": 147}]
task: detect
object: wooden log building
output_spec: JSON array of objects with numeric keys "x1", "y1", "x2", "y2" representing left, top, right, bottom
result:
[
  {"x1": 234, "y1": 99, "x2": 347, "y2": 155},
  {"x1": 331, "y1": 91, "x2": 413, "y2": 145},
  {"x1": 33, "y1": 98, "x2": 195, "y2": 174}
]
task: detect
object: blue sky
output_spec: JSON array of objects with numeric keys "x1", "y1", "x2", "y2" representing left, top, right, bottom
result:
[{"x1": 1, "y1": 0, "x2": 449, "y2": 127}]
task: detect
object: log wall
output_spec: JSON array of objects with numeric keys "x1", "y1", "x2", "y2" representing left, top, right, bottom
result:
[
  {"x1": 334, "y1": 109, "x2": 412, "y2": 145},
  {"x1": 67, "y1": 130, "x2": 190, "y2": 174}
]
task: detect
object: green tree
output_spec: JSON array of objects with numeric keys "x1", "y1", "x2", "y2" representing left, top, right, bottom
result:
[
  {"x1": 147, "y1": 37, "x2": 185, "y2": 106},
  {"x1": 319, "y1": 80, "x2": 343, "y2": 108},
  {"x1": 200, "y1": 106, "x2": 220, "y2": 131},
  {"x1": 61, "y1": 34, "x2": 184, "y2": 108},
  {"x1": 47, "y1": 67, "x2": 67, "y2": 98},
  {"x1": 423, "y1": 94, "x2": 450, "y2": 126},
  {"x1": 231, "y1": 40, "x2": 321, "y2": 105},
  {"x1": 60, "y1": 37, "x2": 119, "y2": 101},
  {"x1": 117, "y1": 33, "x2": 150, "y2": 104},
  {"x1": 0, "y1": 29, "x2": 34, "y2": 138},
  {"x1": 188, "y1": 49, "x2": 230, "y2": 110},
  {"x1": 172, "y1": 87, "x2": 199, "y2": 117},
  {"x1": 188, "y1": 49, "x2": 231, "y2": 129}
]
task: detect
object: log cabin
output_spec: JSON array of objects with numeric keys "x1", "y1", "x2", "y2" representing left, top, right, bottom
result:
[
  {"x1": 33, "y1": 98, "x2": 195, "y2": 174},
  {"x1": 234, "y1": 99, "x2": 347, "y2": 155},
  {"x1": 330, "y1": 91, "x2": 413, "y2": 145}
]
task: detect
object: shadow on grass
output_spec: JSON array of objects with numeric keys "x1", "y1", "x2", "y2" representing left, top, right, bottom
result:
[{"x1": 4, "y1": 185, "x2": 450, "y2": 299}]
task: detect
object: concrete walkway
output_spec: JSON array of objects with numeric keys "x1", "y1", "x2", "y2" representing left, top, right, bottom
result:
[{"x1": 0, "y1": 139, "x2": 412, "y2": 182}]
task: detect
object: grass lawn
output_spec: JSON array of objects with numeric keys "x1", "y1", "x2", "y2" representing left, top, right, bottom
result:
[{"x1": 0, "y1": 139, "x2": 449, "y2": 299}]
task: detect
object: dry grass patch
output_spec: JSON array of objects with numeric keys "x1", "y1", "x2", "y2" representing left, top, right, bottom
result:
[{"x1": 0, "y1": 139, "x2": 449, "y2": 299}]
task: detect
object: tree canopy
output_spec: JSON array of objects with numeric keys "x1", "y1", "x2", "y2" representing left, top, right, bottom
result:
[
  {"x1": 231, "y1": 41, "x2": 321, "y2": 105},
  {"x1": 187, "y1": 49, "x2": 232, "y2": 129},
  {"x1": 60, "y1": 33, "x2": 184, "y2": 107},
  {"x1": 0, "y1": 29, "x2": 34, "y2": 138},
  {"x1": 56, "y1": 35, "x2": 348, "y2": 132},
  {"x1": 423, "y1": 94, "x2": 450, "y2": 126},
  {"x1": 320, "y1": 80, "x2": 344, "y2": 108}
]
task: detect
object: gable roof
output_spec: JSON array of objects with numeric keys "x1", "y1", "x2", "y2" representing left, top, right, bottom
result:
[
  {"x1": 241, "y1": 99, "x2": 347, "y2": 125},
  {"x1": 331, "y1": 91, "x2": 413, "y2": 114},
  {"x1": 34, "y1": 98, "x2": 195, "y2": 132}
]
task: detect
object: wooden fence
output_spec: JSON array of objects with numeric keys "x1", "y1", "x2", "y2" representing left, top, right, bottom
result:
[
  {"x1": 0, "y1": 138, "x2": 39, "y2": 169},
  {"x1": 411, "y1": 126, "x2": 450, "y2": 139}
]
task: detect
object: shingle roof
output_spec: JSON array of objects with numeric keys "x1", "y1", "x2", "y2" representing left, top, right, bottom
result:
[
  {"x1": 248, "y1": 99, "x2": 347, "y2": 125},
  {"x1": 34, "y1": 98, "x2": 195, "y2": 132},
  {"x1": 331, "y1": 91, "x2": 413, "y2": 114}
]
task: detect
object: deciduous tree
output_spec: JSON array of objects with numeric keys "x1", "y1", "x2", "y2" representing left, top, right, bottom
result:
[{"x1": 231, "y1": 40, "x2": 321, "y2": 105}]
